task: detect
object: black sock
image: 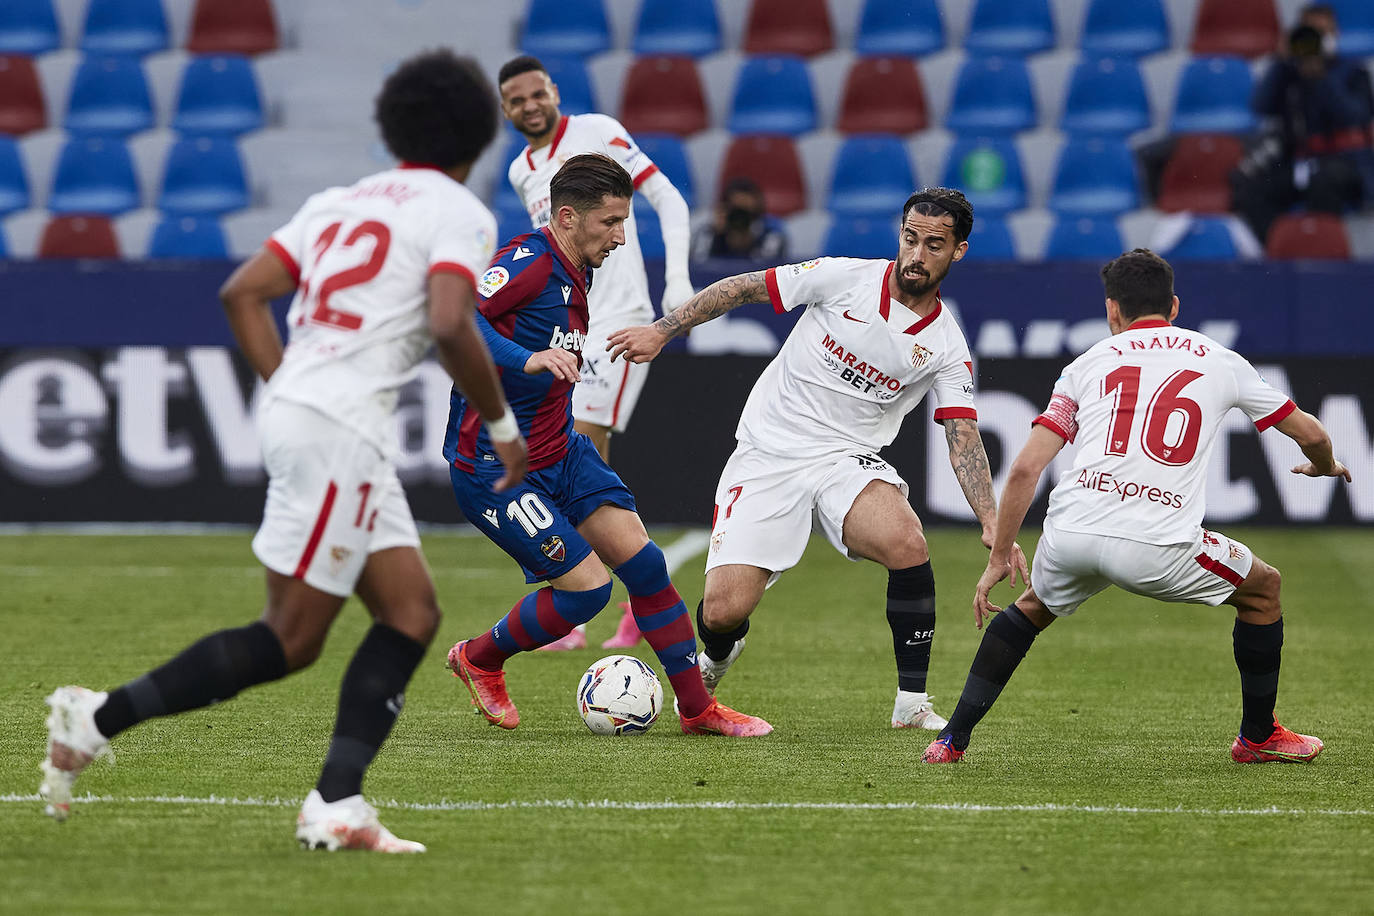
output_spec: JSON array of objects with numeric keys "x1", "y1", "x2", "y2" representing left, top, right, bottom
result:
[
  {"x1": 886, "y1": 563, "x2": 936, "y2": 693},
  {"x1": 696, "y1": 601, "x2": 749, "y2": 662},
  {"x1": 93, "y1": 621, "x2": 287, "y2": 740},
  {"x1": 944, "y1": 604, "x2": 1041, "y2": 751},
  {"x1": 316, "y1": 624, "x2": 427, "y2": 803},
  {"x1": 1233, "y1": 617, "x2": 1282, "y2": 744}
]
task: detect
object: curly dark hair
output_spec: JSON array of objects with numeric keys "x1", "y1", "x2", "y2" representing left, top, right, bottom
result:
[
  {"x1": 374, "y1": 49, "x2": 497, "y2": 169},
  {"x1": 1100, "y1": 248, "x2": 1175, "y2": 320},
  {"x1": 550, "y1": 154, "x2": 633, "y2": 214},
  {"x1": 901, "y1": 187, "x2": 974, "y2": 243}
]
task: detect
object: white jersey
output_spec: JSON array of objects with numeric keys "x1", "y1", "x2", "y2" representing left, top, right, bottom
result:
[
  {"x1": 740, "y1": 257, "x2": 977, "y2": 458},
  {"x1": 265, "y1": 165, "x2": 496, "y2": 452},
  {"x1": 1035, "y1": 319, "x2": 1295, "y2": 545},
  {"x1": 507, "y1": 113, "x2": 658, "y2": 330}
]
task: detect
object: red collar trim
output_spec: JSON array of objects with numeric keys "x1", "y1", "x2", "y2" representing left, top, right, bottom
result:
[
  {"x1": 541, "y1": 226, "x2": 588, "y2": 299},
  {"x1": 879, "y1": 263, "x2": 942, "y2": 334},
  {"x1": 525, "y1": 116, "x2": 571, "y2": 170},
  {"x1": 1127, "y1": 318, "x2": 1172, "y2": 329},
  {"x1": 398, "y1": 161, "x2": 443, "y2": 172}
]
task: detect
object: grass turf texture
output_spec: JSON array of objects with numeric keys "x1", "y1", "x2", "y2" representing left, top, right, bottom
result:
[{"x1": 1, "y1": 529, "x2": 1370, "y2": 915}]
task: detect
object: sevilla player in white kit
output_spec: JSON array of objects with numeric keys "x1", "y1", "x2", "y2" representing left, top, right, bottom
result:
[
  {"x1": 38, "y1": 51, "x2": 527, "y2": 851},
  {"x1": 498, "y1": 54, "x2": 695, "y2": 651},
  {"x1": 923, "y1": 249, "x2": 1351, "y2": 765},
  {"x1": 611, "y1": 189, "x2": 1023, "y2": 730}
]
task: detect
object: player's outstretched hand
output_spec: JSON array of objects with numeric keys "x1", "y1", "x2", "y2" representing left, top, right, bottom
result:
[
  {"x1": 524, "y1": 348, "x2": 580, "y2": 382},
  {"x1": 973, "y1": 560, "x2": 1011, "y2": 630},
  {"x1": 607, "y1": 325, "x2": 667, "y2": 364},
  {"x1": 1291, "y1": 458, "x2": 1351, "y2": 482},
  {"x1": 490, "y1": 435, "x2": 529, "y2": 493}
]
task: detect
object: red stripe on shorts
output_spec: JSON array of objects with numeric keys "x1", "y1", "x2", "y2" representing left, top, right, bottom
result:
[
  {"x1": 1194, "y1": 552, "x2": 1244, "y2": 587},
  {"x1": 294, "y1": 481, "x2": 338, "y2": 580}
]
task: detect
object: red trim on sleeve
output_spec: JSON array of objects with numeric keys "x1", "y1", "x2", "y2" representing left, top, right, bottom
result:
[
  {"x1": 429, "y1": 261, "x2": 477, "y2": 290},
  {"x1": 1255, "y1": 399, "x2": 1297, "y2": 432},
  {"x1": 293, "y1": 481, "x2": 338, "y2": 580},
  {"x1": 631, "y1": 164, "x2": 660, "y2": 189},
  {"x1": 764, "y1": 267, "x2": 785, "y2": 313},
  {"x1": 933, "y1": 407, "x2": 977, "y2": 422},
  {"x1": 1195, "y1": 552, "x2": 1244, "y2": 587},
  {"x1": 609, "y1": 137, "x2": 631, "y2": 150},
  {"x1": 264, "y1": 238, "x2": 300, "y2": 285},
  {"x1": 1032, "y1": 415, "x2": 1072, "y2": 442}
]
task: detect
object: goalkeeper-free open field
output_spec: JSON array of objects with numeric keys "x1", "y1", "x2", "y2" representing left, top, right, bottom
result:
[{"x1": 1, "y1": 529, "x2": 1370, "y2": 915}]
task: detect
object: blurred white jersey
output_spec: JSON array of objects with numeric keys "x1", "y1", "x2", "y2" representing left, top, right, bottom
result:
[
  {"x1": 741, "y1": 257, "x2": 977, "y2": 459},
  {"x1": 265, "y1": 165, "x2": 496, "y2": 452},
  {"x1": 508, "y1": 113, "x2": 658, "y2": 329},
  {"x1": 1035, "y1": 319, "x2": 1295, "y2": 545}
]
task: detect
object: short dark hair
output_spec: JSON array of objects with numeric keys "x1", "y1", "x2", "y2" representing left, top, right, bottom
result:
[
  {"x1": 374, "y1": 49, "x2": 497, "y2": 169},
  {"x1": 550, "y1": 154, "x2": 633, "y2": 214},
  {"x1": 498, "y1": 55, "x2": 547, "y2": 87},
  {"x1": 1100, "y1": 248, "x2": 1175, "y2": 320},
  {"x1": 901, "y1": 187, "x2": 974, "y2": 243}
]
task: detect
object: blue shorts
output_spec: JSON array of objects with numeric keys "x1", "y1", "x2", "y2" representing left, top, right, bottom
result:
[{"x1": 450, "y1": 432, "x2": 638, "y2": 583}]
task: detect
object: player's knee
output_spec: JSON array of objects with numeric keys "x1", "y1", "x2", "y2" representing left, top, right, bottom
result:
[{"x1": 875, "y1": 528, "x2": 928, "y2": 569}]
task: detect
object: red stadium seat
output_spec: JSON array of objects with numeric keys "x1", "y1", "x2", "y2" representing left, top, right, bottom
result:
[
  {"x1": 186, "y1": 0, "x2": 278, "y2": 55},
  {"x1": 38, "y1": 215, "x2": 120, "y2": 258},
  {"x1": 1156, "y1": 134, "x2": 1244, "y2": 213},
  {"x1": 718, "y1": 135, "x2": 806, "y2": 216},
  {"x1": 1190, "y1": 0, "x2": 1280, "y2": 58},
  {"x1": 1265, "y1": 213, "x2": 1350, "y2": 259},
  {"x1": 0, "y1": 55, "x2": 45, "y2": 135},
  {"x1": 619, "y1": 56, "x2": 708, "y2": 136},
  {"x1": 743, "y1": 0, "x2": 833, "y2": 56},
  {"x1": 836, "y1": 56, "x2": 927, "y2": 135}
]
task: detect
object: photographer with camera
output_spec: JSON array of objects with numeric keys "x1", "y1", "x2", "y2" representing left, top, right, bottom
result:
[{"x1": 692, "y1": 177, "x2": 789, "y2": 262}]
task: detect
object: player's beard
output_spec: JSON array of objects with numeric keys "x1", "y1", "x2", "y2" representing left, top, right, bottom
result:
[{"x1": 894, "y1": 259, "x2": 947, "y2": 297}]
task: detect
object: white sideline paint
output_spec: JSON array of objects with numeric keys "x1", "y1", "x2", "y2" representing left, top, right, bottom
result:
[
  {"x1": 660, "y1": 529, "x2": 711, "y2": 576},
  {"x1": 1, "y1": 793, "x2": 1369, "y2": 818}
]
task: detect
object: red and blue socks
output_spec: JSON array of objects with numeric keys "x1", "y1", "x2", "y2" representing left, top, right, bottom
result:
[
  {"x1": 615, "y1": 542, "x2": 711, "y2": 717},
  {"x1": 465, "y1": 582, "x2": 612, "y2": 670}
]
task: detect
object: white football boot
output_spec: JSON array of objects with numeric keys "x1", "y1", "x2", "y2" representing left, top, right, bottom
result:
[
  {"x1": 890, "y1": 690, "x2": 948, "y2": 730},
  {"x1": 296, "y1": 790, "x2": 426, "y2": 853},
  {"x1": 39, "y1": 686, "x2": 112, "y2": 821},
  {"x1": 698, "y1": 638, "x2": 744, "y2": 694}
]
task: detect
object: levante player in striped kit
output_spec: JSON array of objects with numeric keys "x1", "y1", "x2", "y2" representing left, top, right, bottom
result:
[{"x1": 442, "y1": 153, "x2": 770, "y2": 737}]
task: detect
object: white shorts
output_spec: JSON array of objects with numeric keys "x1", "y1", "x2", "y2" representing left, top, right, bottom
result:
[
  {"x1": 1031, "y1": 521, "x2": 1254, "y2": 616},
  {"x1": 704, "y1": 443, "x2": 909, "y2": 581},
  {"x1": 252, "y1": 400, "x2": 420, "y2": 598},
  {"x1": 571, "y1": 332, "x2": 650, "y2": 433}
]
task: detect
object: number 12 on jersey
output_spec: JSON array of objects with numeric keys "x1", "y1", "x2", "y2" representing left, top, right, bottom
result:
[
  {"x1": 298, "y1": 220, "x2": 392, "y2": 331},
  {"x1": 1102, "y1": 366, "x2": 1203, "y2": 466}
]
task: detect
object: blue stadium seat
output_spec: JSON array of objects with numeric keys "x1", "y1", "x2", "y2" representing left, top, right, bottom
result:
[
  {"x1": 1048, "y1": 136, "x2": 1139, "y2": 215},
  {"x1": 1061, "y1": 57, "x2": 1150, "y2": 136},
  {"x1": 0, "y1": 222, "x2": 7, "y2": 257},
  {"x1": 172, "y1": 55, "x2": 264, "y2": 135},
  {"x1": 944, "y1": 57, "x2": 1036, "y2": 135},
  {"x1": 0, "y1": 136, "x2": 30, "y2": 215},
  {"x1": 1161, "y1": 216, "x2": 1239, "y2": 260},
  {"x1": 492, "y1": 132, "x2": 528, "y2": 215},
  {"x1": 148, "y1": 215, "x2": 229, "y2": 258},
  {"x1": 962, "y1": 213, "x2": 1016, "y2": 260},
  {"x1": 64, "y1": 56, "x2": 155, "y2": 136},
  {"x1": 1330, "y1": 0, "x2": 1374, "y2": 55},
  {"x1": 633, "y1": 0, "x2": 719, "y2": 57},
  {"x1": 828, "y1": 135, "x2": 915, "y2": 217},
  {"x1": 727, "y1": 56, "x2": 817, "y2": 136},
  {"x1": 824, "y1": 214, "x2": 898, "y2": 259},
  {"x1": 541, "y1": 55, "x2": 596, "y2": 116},
  {"x1": 633, "y1": 203, "x2": 665, "y2": 259},
  {"x1": 1045, "y1": 215, "x2": 1123, "y2": 259},
  {"x1": 1080, "y1": 0, "x2": 1168, "y2": 57},
  {"x1": 940, "y1": 136, "x2": 1026, "y2": 215},
  {"x1": 0, "y1": 0, "x2": 59, "y2": 55},
  {"x1": 854, "y1": 0, "x2": 944, "y2": 56},
  {"x1": 521, "y1": 0, "x2": 610, "y2": 57},
  {"x1": 495, "y1": 200, "x2": 534, "y2": 247},
  {"x1": 158, "y1": 136, "x2": 249, "y2": 216},
  {"x1": 1170, "y1": 57, "x2": 1255, "y2": 134},
  {"x1": 81, "y1": 0, "x2": 168, "y2": 55},
  {"x1": 49, "y1": 136, "x2": 140, "y2": 215},
  {"x1": 634, "y1": 134, "x2": 695, "y2": 207},
  {"x1": 964, "y1": 0, "x2": 1055, "y2": 55}
]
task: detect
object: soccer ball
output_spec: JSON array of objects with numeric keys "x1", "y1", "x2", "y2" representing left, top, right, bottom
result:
[{"x1": 576, "y1": 654, "x2": 664, "y2": 735}]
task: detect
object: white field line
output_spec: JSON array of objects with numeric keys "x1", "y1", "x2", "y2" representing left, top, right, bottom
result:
[
  {"x1": 1, "y1": 793, "x2": 1369, "y2": 818},
  {"x1": 0, "y1": 565, "x2": 503, "y2": 578},
  {"x1": 661, "y1": 529, "x2": 711, "y2": 576}
]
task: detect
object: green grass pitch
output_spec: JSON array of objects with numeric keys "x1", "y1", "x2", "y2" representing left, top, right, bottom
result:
[{"x1": 1, "y1": 529, "x2": 1370, "y2": 915}]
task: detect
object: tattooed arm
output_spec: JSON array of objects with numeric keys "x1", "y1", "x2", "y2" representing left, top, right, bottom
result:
[
  {"x1": 606, "y1": 271, "x2": 769, "y2": 363},
  {"x1": 944, "y1": 417, "x2": 999, "y2": 544}
]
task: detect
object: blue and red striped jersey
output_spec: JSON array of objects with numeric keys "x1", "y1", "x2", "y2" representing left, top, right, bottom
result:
[{"x1": 443, "y1": 227, "x2": 591, "y2": 472}]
